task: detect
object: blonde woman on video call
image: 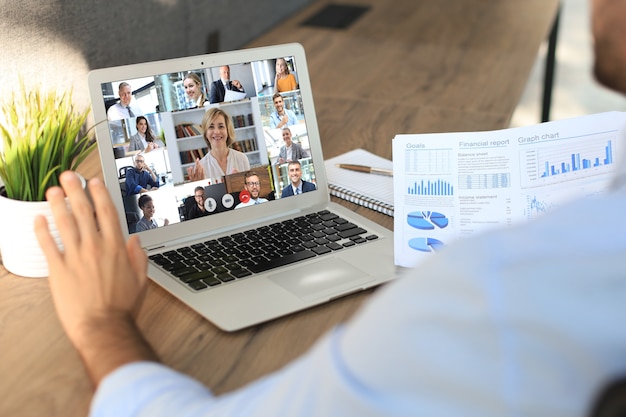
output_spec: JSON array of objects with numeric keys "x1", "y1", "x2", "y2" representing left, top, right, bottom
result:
[{"x1": 186, "y1": 107, "x2": 250, "y2": 182}]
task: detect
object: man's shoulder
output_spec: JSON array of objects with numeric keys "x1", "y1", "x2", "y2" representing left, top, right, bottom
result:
[{"x1": 106, "y1": 103, "x2": 121, "y2": 115}]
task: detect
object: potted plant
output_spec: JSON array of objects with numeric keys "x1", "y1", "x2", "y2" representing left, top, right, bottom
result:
[{"x1": 0, "y1": 84, "x2": 96, "y2": 277}]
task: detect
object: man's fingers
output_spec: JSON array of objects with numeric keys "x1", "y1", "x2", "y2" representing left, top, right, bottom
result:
[
  {"x1": 46, "y1": 185, "x2": 81, "y2": 250},
  {"x1": 127, "y1": 235, "x2": 147, "y2": 281},
  {"x1": 87, "y1": 177, "x2": 125, "y2": 245},
  {"x1": 127, "y1": 235, "x2": 148, "y2": 318},
  {"x1": 59, "y1": 171, "x2": 99, "y2": 240},
  {"x1": 34, "y1": 215, "x2": 64, "y2": 272}
]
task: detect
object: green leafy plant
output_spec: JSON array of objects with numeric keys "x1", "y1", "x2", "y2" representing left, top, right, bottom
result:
[{"x1": 0, "y1": 84, "x2": 96, "y2": 201}]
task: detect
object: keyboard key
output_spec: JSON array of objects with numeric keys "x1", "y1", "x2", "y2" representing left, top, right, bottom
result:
[
  {"x1": 217, "y1": 273, "x2": 235, "y2": 282},
  {"x1": 179, "y1": 270, "x2": 214, "y2": 283},
  {"x1": 188, "y1": 280, "x2": 208, "y2": 290},
  {"x1": 326, "y1": 242, "x2": 344, "y2": 251},
  {"x1": 338, "y1": 227, "x2": 367, "y2": 238},
  {"x1": 312, "y1": 246, "x2": 332, "y2": 255},
  {"x1": 335, "y1": 222, "x2": 357, "y2": 232},
  {"x1": 247, "y1": 250, "x2": 316, "y2": 273},
  {"x1": 168, "y1": 265, "x2": 197, "y2": 275},
  {"x1": 231, "y1": 269, "x2": 252, "y2": 279},
  {"x1": 202, "y1": 277, "x2": 222, "y2": 287}
]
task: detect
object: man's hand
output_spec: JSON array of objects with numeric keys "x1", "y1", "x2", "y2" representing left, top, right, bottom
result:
[
  {"x1": 232, "y1": 79, "x2": 243, "y2": 91},
  {"x1": 34, "y1": 171, "x2": 158, "y2": 386}
]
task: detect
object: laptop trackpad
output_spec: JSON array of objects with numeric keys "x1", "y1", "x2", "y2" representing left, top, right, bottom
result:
[{"x1": 268, "y1": 257, "x2": 374, "y2": 302}]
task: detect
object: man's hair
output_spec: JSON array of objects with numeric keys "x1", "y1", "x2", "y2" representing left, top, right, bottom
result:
[
  {"x1": 272, "y1": 92, "x2": 283, "y2": 102},
  {"x1": 138, "y1": 194, "x2": 152, "y2": 209},
  {"x1": 194, "y1": 186, "x2": 205, "y2": 194},
  {"x1": 118, "y1": 82, "x2": 130, "y2": 92},
  {"x1": 287, "y1": 160, "x2": 301, "y2": 169},
  {"x1": 243, "y1": 171, "x2": 260, "y2": 182}
]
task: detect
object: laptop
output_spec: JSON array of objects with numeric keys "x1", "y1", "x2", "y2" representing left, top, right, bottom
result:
[{"x1": 88, "y1": 43, "x2": 396, "y2": 331}]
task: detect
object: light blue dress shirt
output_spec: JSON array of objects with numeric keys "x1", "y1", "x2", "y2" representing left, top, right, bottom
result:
[
  {"x1": 269, "y1": 108, "x2": 298, "y2": 128},
  {"x1": 91, "y1": 189, "x2": 626, "y2": 417}
]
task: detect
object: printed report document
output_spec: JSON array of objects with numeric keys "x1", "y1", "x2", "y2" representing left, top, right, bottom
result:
[{"x1": 392, "y1": 111, "x2": 626, "y2": 267}]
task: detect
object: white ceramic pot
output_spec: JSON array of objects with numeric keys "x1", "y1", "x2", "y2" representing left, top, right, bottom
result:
[
  {"x1": 0, "y1": 192, "x2": 63, "y2": 278},
  {"x1": 0, "y1": 175, "x2": 85, "y2": 278}
]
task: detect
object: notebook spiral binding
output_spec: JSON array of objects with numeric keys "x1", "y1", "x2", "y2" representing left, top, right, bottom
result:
[{"x1": 328, "y1": 184, "x2": 394, "y2": 217}]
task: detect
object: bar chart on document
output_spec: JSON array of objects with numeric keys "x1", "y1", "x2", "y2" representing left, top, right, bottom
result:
[
  {"x1": 394, "y1": 145, "x2": 458, "y2": 265},
  {"x1": 520, "y1": 132, "x2": 616, "y2": 221}
]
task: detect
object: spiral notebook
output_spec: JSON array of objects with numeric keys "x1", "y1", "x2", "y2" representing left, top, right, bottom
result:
[{"x1": 325, "y1": 149, "x2": 394, "y2": 217}]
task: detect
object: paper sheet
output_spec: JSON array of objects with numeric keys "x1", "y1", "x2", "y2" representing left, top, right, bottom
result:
[{"x1": 392, "y1": 111, "x2": 626, "y2": 267}]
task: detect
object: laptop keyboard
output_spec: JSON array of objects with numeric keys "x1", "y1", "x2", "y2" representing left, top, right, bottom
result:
[{"x1": 148, "y1": 210, "x2": 379, "y2": 291}]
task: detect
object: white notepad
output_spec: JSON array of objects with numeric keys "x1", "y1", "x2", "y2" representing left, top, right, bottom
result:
[{"x1": 325, "y1": 149, "x2": 394, "y2": 217}]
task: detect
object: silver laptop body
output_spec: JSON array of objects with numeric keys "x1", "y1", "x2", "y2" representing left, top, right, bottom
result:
[{"x1": 88, "y1": 43, "x2": 395, "y2": 331}]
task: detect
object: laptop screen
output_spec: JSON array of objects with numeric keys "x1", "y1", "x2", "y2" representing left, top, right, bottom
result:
[{"x1": 97, "y1": 54, "x2": 320, "y2": 235}]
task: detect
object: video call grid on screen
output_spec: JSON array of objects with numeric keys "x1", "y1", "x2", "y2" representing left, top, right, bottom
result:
[{"x1": 100, "y1": 56, "x2": 318, "y2": 235}]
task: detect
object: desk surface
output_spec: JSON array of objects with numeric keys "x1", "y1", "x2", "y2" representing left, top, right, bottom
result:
[{"x1": 0, "y1": 0, "x2": 558, "y2": 415}]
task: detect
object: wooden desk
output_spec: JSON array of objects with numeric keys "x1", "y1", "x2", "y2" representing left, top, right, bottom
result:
[{"x1": 0, "y1": 0, "x2": 558, "y2": 415}]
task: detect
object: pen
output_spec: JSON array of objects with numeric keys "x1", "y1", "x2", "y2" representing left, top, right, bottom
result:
[{"x1": 336, "y1": 164, "x2": 393, "y2": 177}]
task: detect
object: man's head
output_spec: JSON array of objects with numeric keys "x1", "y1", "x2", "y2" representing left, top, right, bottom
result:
[
  {"x1": 133, "y1": 154, "x2": 146, "y2": 170},
  {"x1": 118, "y1": 82, "x2": 132, "y2": 107},
  {"x1": 272, "y1": 93, "x2": 284, "y2": 113},
  {"x1": 591, "y1": 0, "x2": 626, "y2": 94},
  {"x1": 282, "y1": 127, "x2": 293, "y2": 147},
  {"x1": 287, "y1": 161, "x2": 302, "y2": 186},
  {"x1": 194, "y1": 186, "x2": 206, "y2": 207},
  {"x1": 243, "y1": 171, "x2": 261, "y2": 199},
  {"x1": 220, "y1": 65, "x2": 231, "y2": 82}
]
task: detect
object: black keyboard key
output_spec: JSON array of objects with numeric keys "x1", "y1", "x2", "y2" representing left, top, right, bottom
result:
[
  {"x1": 168, "y1": 265, "x2": 197, "y2": 275},
  {"x1": 179, "y1": 270, "x2": 214, "y2": 283},
  {"x1": 202, "y1": 277, "x2": 222, "y2": 287},
  {"x1": 211, "y1": 266, "x2": 229, "y2": 275},
  {"x1": 231, "y1": 269, "x2": 252, "y2": 279},
  {"x1": 326, "y1": 242, "x2": 344, "y2": 251},
  {"x1": 217, "y1": 273, "x2": 235, "y2": 282},
  {"x1": 312, "y1": 246, "x2": 332, "y2": 255},
  {"x1": 320, "y1": 213, "x2": 338, "y2": 221},
  {"x1": 335, "y1": 222, "x2": 357, "y2": 232},
  {"x1": 149, "y1": 255, "x2": 172, "y2": 266},
  {"x1": 338, "y1": 227, "x2": 367, "y2": 238},
  {"x1": 188, "y1": 280, "x2": 208, "y2": 290},
  {"x1": 247, "y1": 250, "x2": 317, "y2": 273}
]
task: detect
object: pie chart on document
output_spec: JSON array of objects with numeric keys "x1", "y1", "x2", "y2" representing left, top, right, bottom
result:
[
  {"x1": 408, "y1": 237, "x2": 445, "y2": 252},
  {"x1": 407, "y1": 211, "x2": 449, "y2": 230}
]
